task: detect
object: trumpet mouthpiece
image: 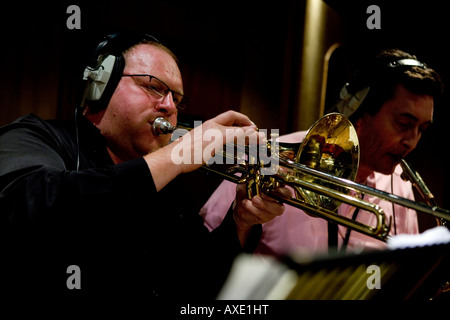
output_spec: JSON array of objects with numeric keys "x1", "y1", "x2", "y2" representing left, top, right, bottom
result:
[{"x1": 152, "y1": 117, "x2": 176, "y2": 135}]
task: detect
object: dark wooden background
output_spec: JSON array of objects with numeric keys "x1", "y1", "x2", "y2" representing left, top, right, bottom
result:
[{"x1": 1, "y1": 0, "x2": 448, "y2": 231}]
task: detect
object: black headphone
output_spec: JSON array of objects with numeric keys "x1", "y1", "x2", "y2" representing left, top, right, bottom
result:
[
  {"x1": 81, "y1": 32, "x2": 161, "y2": 112},
  {"x1": 336, "y1": 58, "x2": 427, "y2": 118}
]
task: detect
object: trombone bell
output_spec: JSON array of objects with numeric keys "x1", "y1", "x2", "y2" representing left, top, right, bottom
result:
[{"x1": 294, "y1": 113, "x2": 360, "y2": 212}]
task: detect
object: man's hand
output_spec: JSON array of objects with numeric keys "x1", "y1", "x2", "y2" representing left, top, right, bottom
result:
[
  {"x1": 145, "y1": 110, "x2": 266, "y2": 191},
  {"x1": 232, "y1": 184, "x2": 292, "y2": 247},
  {"x1": 177, "y1": 110, "x2": 265, "y2": 174}
]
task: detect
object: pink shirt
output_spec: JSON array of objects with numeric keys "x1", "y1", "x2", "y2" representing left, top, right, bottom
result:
[{"x1": 200, "y1": 131, "x2": 418, "y2": 256}]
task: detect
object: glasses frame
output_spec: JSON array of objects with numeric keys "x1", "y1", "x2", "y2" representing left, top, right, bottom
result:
[{"x1": 122, "y1": 74, "x2": 186, "y2": 110}]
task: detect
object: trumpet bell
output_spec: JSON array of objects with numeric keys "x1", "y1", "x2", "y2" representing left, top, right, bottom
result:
[{"x1": 295, "y1": 113, "x2": 360, "y2": 212}]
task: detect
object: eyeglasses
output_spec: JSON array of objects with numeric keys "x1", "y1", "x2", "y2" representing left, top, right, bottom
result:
[{"x1": 122, "y1": 74, "x2": 187, "y2": 110}]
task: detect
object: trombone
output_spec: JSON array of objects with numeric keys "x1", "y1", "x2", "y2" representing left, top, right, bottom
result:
[{"x1": 153, "y1": 113, "x2": 450, "y2": 242}]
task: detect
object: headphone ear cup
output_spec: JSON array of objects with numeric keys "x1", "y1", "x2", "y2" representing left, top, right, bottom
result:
[
  {"x1": 82, "y1": 54, "x2": 125, "y2": 111},
  {"x1": 336, "y1": 83, "x2": 370, "y2": 117},
  {"x1": 83, "y1": 54, "x2": 117, "y2": 101}
]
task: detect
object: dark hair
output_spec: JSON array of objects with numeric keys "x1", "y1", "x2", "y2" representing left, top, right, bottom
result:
[{"x1": 344, "y1": 49, "x2": 443, "y2": 122}]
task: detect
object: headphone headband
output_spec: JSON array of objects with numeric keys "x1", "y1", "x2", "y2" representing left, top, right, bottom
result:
[{"x1": 387, "y1": 58, "x2": 426, "y2": 69}]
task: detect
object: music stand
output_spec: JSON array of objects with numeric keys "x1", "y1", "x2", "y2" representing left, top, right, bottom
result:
[
  {"x1": 281, "y1": 242, "x2": 450, "y2": 300},
  {"x1": 218, "y1": 242, "x2": 450, "y2": 300}
]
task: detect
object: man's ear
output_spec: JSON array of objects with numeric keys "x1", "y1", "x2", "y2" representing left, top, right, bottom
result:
[
  {"x1": 83, "y1": 105, "x2": 106, "y2": 127},
  {"x1": 354, "y1": 113, "x2": 368, "y2": 133}
]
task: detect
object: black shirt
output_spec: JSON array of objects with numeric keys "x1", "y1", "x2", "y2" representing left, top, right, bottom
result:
[{"x1": 0, "y1": 110, "x2": 260, "y2": 300}]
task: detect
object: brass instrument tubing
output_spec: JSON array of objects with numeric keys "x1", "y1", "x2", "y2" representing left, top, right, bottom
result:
[{"x1": 278, "y1": 158, "x2": 450, "y2": 222}]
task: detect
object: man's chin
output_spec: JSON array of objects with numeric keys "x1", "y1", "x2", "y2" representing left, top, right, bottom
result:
[
  {"x1": 367, "y1": 156, "x2": 398, "y2": 176},
  {"x1": 377, "y1": 162, "x2": 398, "y2": 176}
]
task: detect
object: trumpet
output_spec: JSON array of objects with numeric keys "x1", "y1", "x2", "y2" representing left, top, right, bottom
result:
[{"x1": 153, "y1": 113, "x2": 450, "y2": 241}]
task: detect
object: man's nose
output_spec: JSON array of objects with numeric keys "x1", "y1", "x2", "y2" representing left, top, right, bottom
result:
[
  {"x1": 154, "y1": 92, "x2": 177, "y2": 115},
  {"x1": 401, "y1": 128, "x2": 421, "y2": 152}
]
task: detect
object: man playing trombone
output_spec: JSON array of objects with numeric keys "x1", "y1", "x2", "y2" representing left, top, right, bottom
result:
[
  {"x1": 0, "y1": 32, "x2": 288, "y2": 298},
  {"x1": 201, "y1": 48, "x2": 443, "y2": 255}
]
